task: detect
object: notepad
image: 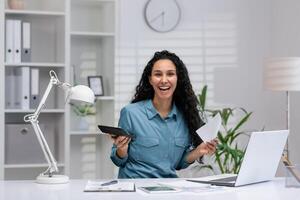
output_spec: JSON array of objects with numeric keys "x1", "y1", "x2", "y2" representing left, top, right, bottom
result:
[{"x1": 84, "y1": 180, "x2": 135, "y2": 192}]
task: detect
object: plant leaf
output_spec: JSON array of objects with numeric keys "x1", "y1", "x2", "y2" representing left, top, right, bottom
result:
[
  {"x1": 198, "y1": 85, "x2": 207, "y2": 111},
  {"x1": 231, "y1": 112, "x2": 252, "y2": 133}
]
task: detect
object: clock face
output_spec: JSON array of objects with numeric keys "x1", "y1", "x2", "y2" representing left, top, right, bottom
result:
[{"x1": 144, "y1": 0, "x2": 181, "y2": 33}]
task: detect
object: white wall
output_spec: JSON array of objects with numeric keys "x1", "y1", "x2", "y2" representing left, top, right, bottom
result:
[
  {"x1": 270, "y1": 0, "x2": 300, "y2": 166},
  {"x1": 116, "y1": 0, "x2": 299, "y2": 176}
]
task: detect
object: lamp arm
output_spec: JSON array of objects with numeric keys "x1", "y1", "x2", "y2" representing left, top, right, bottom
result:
[
  {"x1": 23, "y1": 71, "x2": 61, "y2": 177},
  {"x1": 30, "y1": 119, "x2": 58, "y2": 176},
  {"x1": 33, "y1": 73, "x2": 60, "y2": 119}
]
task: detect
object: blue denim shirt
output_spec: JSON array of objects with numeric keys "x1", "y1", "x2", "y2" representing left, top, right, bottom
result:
[{"x1": 110, "y1": 99, "x2": 193, "y2": 178}]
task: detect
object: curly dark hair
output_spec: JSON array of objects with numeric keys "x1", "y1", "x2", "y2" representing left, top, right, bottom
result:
[{"x1": 132, "y1": 50, "x2": 204, "y2": 146}]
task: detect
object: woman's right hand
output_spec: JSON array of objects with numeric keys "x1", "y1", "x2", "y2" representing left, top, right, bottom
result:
[{"x1": 111, "y1": 136, "x2": 131, "y2": 158}]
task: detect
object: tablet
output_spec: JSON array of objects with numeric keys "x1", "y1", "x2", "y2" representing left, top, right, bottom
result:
[
  {"x1": 98, "y1": 125, "x2": 135, "y2": 139},
  {"x1": 138, "y1": 185, "x2": 180, "y2": 193}
]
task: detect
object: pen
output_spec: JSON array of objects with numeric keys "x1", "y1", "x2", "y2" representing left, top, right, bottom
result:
[{"x1": 101, "y1": 180, "x2": 118, "y2": 186}]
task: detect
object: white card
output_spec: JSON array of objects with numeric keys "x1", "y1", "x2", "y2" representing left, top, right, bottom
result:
[{"x1": 197, "y1": 113, "x2": 221, "y2": 142}]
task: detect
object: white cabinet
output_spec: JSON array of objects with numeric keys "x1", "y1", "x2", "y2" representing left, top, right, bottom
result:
[{"x1": 0, "y1": 0, "x2": 117, "y2": 180}]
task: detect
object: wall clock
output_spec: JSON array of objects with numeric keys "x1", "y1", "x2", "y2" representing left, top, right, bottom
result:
[{"x1": 144, "y1": 0, "x2": 181, "y2": 33}]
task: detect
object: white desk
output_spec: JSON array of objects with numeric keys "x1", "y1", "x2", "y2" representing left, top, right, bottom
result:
[{"x1": 0, "y1": 178, "x2": 299, "y2": 200}]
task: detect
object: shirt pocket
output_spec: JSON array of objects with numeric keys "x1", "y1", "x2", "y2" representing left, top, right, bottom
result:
[
  {"x1": 135, "y1": 137, "x2": 160, "y2": 163},
  {"x1": 173, "y1": 137, "x2": 189, "y2": 166}
]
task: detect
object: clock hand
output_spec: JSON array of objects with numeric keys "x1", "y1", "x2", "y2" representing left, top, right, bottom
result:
[
  {"x1": 149, "y1": 11, "x2": 164, "y2": 23},
  {"x1": 162, "y1": 11, "x2": 165, "y2": 26}
]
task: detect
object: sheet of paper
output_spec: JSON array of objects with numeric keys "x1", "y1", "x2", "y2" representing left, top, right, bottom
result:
[
  {"x1": 196, "y1": 113, "x2": 221, "y2": 142},
  {"x1": 84, "y1": 180, "x2": 135, "y2": 192},
  {"x1": 158, "y1": 180, "x2": 209, "y2": 189},
  {"x1": 157, "y1": 180, "x2": 227, "y2": 194}
]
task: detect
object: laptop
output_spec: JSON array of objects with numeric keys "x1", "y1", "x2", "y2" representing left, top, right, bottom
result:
[{"x1": 188, "y1": 130, "x2": 289, "y2": 187}]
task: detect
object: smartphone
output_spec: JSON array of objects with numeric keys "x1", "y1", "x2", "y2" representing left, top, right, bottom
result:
[
  {"x1": 138, "y1": 186, "x2": 180, "y2": 193},
  {"x1": 98, "y1": 125, "x2": 135, "y2": 139}
]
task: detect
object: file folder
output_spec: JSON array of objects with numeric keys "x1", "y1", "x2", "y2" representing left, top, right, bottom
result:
[
  {"x1": 5, "y1": 20, "x2": 14, "y2": 63},
  {"x1": 5, "y1": 68, "x2": 15, "y2": 109},
  {"x1": 14, "y1": 67, "x2": 22, "y2": 108},
  {"x1": 22, "y1": 22, "x2": 31, "y2": 62},
  {"x1": 14, "y1": 67, "x2": 30, "y2": 109},
  {"x1": 21, "y1": 67, "x2": 30, "y2": 109},
  {"x1": 30, "y1": 68, "x2": 39, "y2": 109},
  {"x1": 13, "y1": 20, "x2": 22, "y2": 63}
]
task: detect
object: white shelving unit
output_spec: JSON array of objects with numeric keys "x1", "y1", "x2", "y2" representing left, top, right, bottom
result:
[
  {"x1": 70, "y1": 31, "x2": 115, "y2": 37},
  {"x1": 0, "y1": 0, "x2": 117, "y2": 180},
  {"x1": 68, "y1": 0, "x2": 116, "y2": 179},
  {"x1": 4, "y1": 109, "x2": 65, "y2": 113},
  {"x1": 4, "y1": 9, "x2": 65, "y2": 16},
  {"x1": 0, "y1": 0, "x2": 67, "y2": 180},
  {"x1": 5, "y1": 62, "x2": 65, "y2": 67}
]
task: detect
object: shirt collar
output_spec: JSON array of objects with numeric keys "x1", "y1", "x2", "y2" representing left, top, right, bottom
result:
[{"x1": 145, "y1": 99, "x2": 178, "y2": 120}]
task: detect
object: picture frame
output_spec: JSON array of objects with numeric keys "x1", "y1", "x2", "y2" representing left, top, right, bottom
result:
[{"x1": 88, "y1": 76, "x2": 104, "y2": 96}]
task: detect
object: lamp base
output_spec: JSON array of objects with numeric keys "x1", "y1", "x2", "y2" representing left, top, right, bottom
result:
[{"x1": 36, "y1": 174, "x2": 69, "y2": 184}]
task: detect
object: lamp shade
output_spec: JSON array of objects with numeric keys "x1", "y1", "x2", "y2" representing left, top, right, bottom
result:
[
  {"x1": 264, "y1": 57, "x2": 300, "y2": 91},
  {"x1": 68, "y1": 85, "x2": 95, "y2": 104}
]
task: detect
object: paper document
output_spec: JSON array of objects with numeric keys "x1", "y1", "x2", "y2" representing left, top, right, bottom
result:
[
  {"x1": 158, "y1": 180, "x2": 226, "y2": 193},
  {"x1": 158, "y1": 180, "x2": 209, "y2": 189},
  {"x1": 197, "y1": 113, "x2": 221, "y2": 142},
  {"x1": 84, "y1": 180, "x2": 135, "y2": 192}
]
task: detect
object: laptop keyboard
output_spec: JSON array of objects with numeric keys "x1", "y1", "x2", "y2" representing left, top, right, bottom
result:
[{"x1": 211, "y1": 176, "x2": 237, "y2": 182}]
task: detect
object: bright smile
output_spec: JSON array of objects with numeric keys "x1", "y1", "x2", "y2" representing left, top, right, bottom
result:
[{"x1": 159, "y1": 86, "x2": 171, "y2": 91}]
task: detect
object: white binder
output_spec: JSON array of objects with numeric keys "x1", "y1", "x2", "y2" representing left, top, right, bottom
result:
[
  {"x1": 22, "y1": 22, "x2": 31, "y2": 62},
  {"x1": 5, "y1": 68, "x2": 15, "y2": 109},
  {"x1": 14, "y1": 67, "x2": 22, "y2": 108},
  {"x1": 13, "y1": 20, "x2": 22, "y2": 63},
  {"x1": 14, "y1": 67, "x2": 30, "y2": 109},
  {"x1": 30, "y1": 68, "x2": 40, "y2": 109},
  {"x1": 5, "y1": 20, "x2": 14, "y2": 63}
]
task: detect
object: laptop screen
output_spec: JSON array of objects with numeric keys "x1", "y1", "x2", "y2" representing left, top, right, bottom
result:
[{"x1": 235, "y1": 130, "x2": 288, "y2": 186}]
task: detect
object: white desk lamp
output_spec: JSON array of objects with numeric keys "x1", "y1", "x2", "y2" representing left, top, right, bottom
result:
[
  {"x1": 24, "y1": 70, "x2": 95, "y2": 184},
  {"x1": 264, "y1": 57, "x2": 300, "y2": 159}
]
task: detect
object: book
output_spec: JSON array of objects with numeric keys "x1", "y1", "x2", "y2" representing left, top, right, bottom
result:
[{"x1": 84, "y1": 180, "x2": 135, "y2": 192}]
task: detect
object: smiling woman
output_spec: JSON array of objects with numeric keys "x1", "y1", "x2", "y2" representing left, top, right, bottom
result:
[
  {"x1": 109, "y1": 50, "x2": 218, "y2": 178},
  {"x1": 149, "y1": 59, "x2": 178, "y2": 117}
]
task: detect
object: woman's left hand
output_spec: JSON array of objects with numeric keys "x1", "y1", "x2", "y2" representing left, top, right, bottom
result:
[{"x1": 196, "y1": 138, "x2": 218, "y2": 156}]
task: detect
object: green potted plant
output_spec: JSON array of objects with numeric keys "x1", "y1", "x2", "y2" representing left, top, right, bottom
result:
[
  {"x1": 198, "y1": 85, "x2": 252, "y2": 174},
  {"x1": 70, "y1": 103, "x2": 96, "y2": 131}
]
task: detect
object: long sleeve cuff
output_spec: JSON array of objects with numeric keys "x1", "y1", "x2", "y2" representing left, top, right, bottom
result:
[
  {"x1": 110, "y1": 145, "x2": 128, "y2": 167},
  {"x1": 176, "y1": 148, "x2": 194, "y2": 170}
]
